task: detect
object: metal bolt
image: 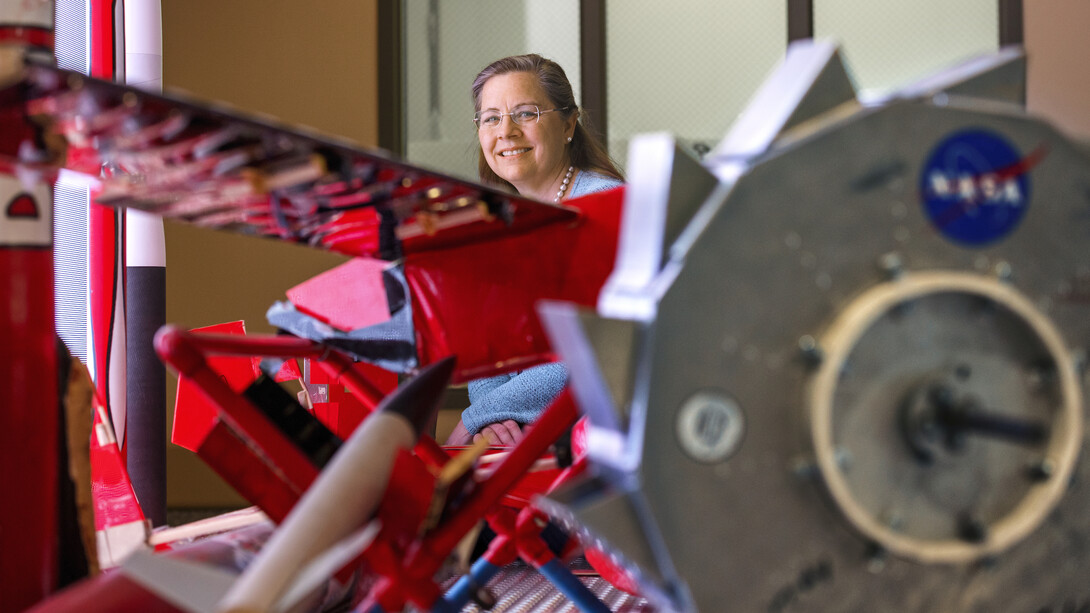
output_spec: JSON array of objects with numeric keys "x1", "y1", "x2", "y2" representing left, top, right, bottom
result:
[
  {"x1": 957, "y1": 515, "x2": 989, "y2": 544},
  {"x1": 1073, "y1": 348, "x2": 1088, "y2": 377},
  {"x1": 954, "y1": 364, "x2": 972, "y2": 381},
  {"x1": 879, "y1": 252, "x2": 904, "y2": 279},
  {"x1": 798, "y1": 335, "x2": 824, "y2": 367},
  {"x1": 784, "y1": 232, "x2": 802, "y2": 250},
  {"x1": 994, "y1": 260, "x2": 1013, "y2": 283},
  {"x1": 835, "y1": 447, "x2": 853, "y2": 472},
  {"x1": 471, "y1": 587, "x2": 497, "y2": 609},
  {"x1": 1027, "y1": 360, "x2": 1056, "y2": 391},
  {"x1": 881, "y1": 510, "x2": 906, "y2": 532},
  {"x1": 791, "y1": 456, "x2": 817, "y2": 479},
  {"x1": 1027, "y1": 458, "x2": 1055, "y2": 482},
  {"x1": 865, "y1": 542, "x2": 887, "y2": 573}
]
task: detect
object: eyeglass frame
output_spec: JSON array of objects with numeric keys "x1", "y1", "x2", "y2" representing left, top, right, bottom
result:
[{"x1": 473, "y1": 105, "x2": 571, "y2": 130}]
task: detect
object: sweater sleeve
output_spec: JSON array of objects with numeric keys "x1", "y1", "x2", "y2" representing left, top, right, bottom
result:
[
  {"x1": 569, "y1": 171, "x2": 624, "y2": 199},
  {"x1": 461, "y1": 362, "x2": 569, "y2": 434}
]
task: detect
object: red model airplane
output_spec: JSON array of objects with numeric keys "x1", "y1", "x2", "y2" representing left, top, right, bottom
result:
[
  {"x1": 4, "y1": 55, "x2": 649, "y2": 612},
  {"x1": 17, "y1": 61, "x2": 625, "y2": 384}
]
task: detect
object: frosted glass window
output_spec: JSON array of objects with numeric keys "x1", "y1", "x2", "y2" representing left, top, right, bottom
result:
[
  {"x1": 814, "y1": 1, "x2": 998, "y2": 96},
  {"x1": 606, "y1": 2, "x2": 787, "y2": 167},
  {"x1": 402, "y1": 0, "x2": 581, "y2": 180}
]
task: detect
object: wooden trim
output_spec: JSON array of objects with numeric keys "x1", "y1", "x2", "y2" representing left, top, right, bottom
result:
[
  {"x1": 376, "y1": 0, "x2": 403, "y2": 155},
  {"x1": 579, "y1": 0, "x2": 608, "y2": 144},
  {"x1": 787, "y1": 0, "x2": 814, "y2": 43},
  {"x1": 998, "y1": 0, "x2": 1024, "y2": 46}
]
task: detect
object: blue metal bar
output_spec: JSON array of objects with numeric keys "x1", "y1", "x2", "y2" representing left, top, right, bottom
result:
[
  {"x1": 429, "y1": 595, "x2": 461, "y2": 613},
  {"x1": 443, "y1": 556, "x2": 502, "y2": 610},
  {"x1": 538, "y1": 559, "x2": 611, "y2": 613}
]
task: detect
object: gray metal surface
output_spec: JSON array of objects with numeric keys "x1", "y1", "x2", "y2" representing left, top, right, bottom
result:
[{"x1": 542, "y1": 41, "x2": 1090, "y2": 612}]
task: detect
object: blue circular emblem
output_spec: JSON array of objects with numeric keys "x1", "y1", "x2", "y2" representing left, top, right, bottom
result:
[{"x1": 919, "y1": 129, "x2": 1031, "y2": 247}]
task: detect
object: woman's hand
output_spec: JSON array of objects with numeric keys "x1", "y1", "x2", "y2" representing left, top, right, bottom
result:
[
  {"x1": 445, "y1": 419, "x2": 474, "y2": 445},
  {"x1": 474, "y1": 420, "x2": 524, "y2": 446}
]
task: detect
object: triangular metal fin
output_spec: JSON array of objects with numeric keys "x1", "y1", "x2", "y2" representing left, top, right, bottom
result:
[
  {"x1": 893, "y1": 46, "x2": 1026, "y2": 106},
  {"x1": 537, "y1": 476, "x2": 663, "y2": 587},
  {"x1": 782, "y1": 48, "x2": 858, "y2": 133},
  {"x1": 579, "y1": 310, "x2": 641, "y2": 424},
  {"x1": 710, "y1": 39, "x2": 858, "y2": 164},
  {"x1": 539, "y1": 301, "x2": 641, "y2": 432},
  {"x1": 599, "y1": 133, "x2": 717, "y2": 317}
]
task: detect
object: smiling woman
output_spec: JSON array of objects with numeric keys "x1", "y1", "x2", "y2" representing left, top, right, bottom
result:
[
  {"x1": 444, "y1": 54, "x2": 624, "y2": 446},
  {"x1": 471, "y1": 53, "x2": 623, "y2": 203}
]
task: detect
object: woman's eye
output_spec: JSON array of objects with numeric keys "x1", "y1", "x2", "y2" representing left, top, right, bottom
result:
[
  {"x1": 481, "y1": 115, "x2": 500, "y2": 126},
  {"x1": 516, "y1": 111, "x2": 537, "y2": 122}
]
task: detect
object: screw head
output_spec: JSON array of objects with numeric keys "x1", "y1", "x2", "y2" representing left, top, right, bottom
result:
[
  {"x1": 879, "y1": 252, "x2": 904, "y2": 279},
  {"x1": 472, "y1": 587, "x2": 497, "y2": 609},
  {"x1": 957, "y1": 515, "x2": 988, "y2": 543},
  {"x1": 1027, "y1": 458, "x2": 1055, "y2": 482},
  {"x1": 835, "y1": 447, "x2": 854, "y2": 472},
  {"x1": 676, "y1": 392, "x2": 745, "y2": 463},
  {"x1": 798, "y1": 335, "x2": 824, "y2": 367},
  {"x1": 865, "y1": 542, "x2": 888, "y2": 573},
  {"x1": 791, "y1": 456, "x2": 817, "y2": 479}
]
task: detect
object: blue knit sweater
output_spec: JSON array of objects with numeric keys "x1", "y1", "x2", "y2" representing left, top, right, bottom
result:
[
  {"x1": 461, "y1": 169, "x2": 623, "y2": 434},
  {"x1": 569, "y1": 170, "x2": 623, "y2": 200},
  {"x1": 462, "y1": 362, "x2": 569, "y2": 434}
]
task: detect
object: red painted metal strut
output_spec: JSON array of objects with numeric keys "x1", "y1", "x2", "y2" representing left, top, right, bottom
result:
[{"x1": 0, "y1": 5, "x2": 59, "y2": 608}]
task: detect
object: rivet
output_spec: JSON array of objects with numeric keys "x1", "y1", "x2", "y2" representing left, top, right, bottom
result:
[
  {"x1": 879, "y1": 252, "x2": 904, "y2": 279},
  {"x1": 798, "y1": 335, "x2": 823, "y2": 367}
]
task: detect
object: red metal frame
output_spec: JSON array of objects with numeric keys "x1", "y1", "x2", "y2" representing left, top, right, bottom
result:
[
  {"x1": 88, "y1": 0, "x2": 128, "y2": 462},
  {"x1": 0, "y1": 10, "x2": 59, "y2": 608},
  {"x1": 0, "y1": 10, "x2": 624, "y2": 600},
  {"x1": 362, "y1": 392, "x2": 581, "y2": 610},
  {"x1": 154, "y1": 325, "x2": 595, "y2": 610},
  {"x1": 406, "y1": 187, "x2": 625, "y2": 383},
  {"x1": 158, "y1": 327, "x2": 451, "y2": 469},
  {"x1": 0, "y1": 183, "x2": 60, "y2": 608}
]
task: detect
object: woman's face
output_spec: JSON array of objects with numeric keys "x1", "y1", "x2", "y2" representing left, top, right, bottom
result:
[{"x1": 477, "y1": 71, "x2": 576, "y2": 194}]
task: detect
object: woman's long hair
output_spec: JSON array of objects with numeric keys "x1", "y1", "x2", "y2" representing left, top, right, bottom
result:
[{"x1": 471, "y1": 54, "x2": 623, "y2": 190}]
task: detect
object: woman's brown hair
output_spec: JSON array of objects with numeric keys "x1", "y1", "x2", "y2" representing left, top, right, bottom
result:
[{"x1": 471, "y1": 54, "x2": 623, "y2": 190}]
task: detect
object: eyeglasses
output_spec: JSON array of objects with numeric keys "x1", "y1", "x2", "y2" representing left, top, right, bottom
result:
[{"x1": 473, "y1": 105, "x2": 569, "y2": 130}]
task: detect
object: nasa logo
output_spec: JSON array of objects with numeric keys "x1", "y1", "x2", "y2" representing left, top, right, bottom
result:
[{"x1": 919, "y1": 129, "x2": 1045, "y2": 247}]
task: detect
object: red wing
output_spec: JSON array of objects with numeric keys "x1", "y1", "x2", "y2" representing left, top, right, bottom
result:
[{"x1": 11, "y1": 63, "x2": 577, "y2": 259}]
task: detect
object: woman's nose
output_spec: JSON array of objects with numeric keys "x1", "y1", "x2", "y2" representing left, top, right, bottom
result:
[{"x1": 499, "y1": 115, "x2": 521, "y2": 136}]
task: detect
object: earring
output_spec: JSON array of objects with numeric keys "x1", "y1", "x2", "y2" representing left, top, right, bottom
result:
[{"x1": 566, "y1": 136, "x2": 573, "y2": 143}]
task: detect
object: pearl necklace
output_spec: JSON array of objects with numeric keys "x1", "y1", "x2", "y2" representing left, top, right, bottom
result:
[{"x1": 553, "y1": 166, "x2": 574, "y2": 203}]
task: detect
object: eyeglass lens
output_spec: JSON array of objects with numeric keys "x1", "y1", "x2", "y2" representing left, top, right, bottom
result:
[{"x1": 475, "y1": 105, "x2": 541, "y2": 128}]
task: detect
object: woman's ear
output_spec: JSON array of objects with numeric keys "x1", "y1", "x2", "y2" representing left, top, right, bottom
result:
[{"x1": 566, "y1": 112, "x2": 578, "y2": 141}]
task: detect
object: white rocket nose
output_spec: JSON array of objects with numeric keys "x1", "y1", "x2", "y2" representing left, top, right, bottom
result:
[{"x1": 216, "y1": 356, "x2": 456, "y2": 613}]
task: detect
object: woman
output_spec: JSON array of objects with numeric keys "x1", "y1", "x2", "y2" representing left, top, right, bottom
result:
[{"x1": 446, "y1": 54, "x2": 623, "y2": 446}]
